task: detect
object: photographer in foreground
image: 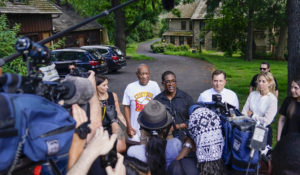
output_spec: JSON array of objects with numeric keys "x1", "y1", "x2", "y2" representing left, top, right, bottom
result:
[{"x1": 67, "y1": 70, "x2": 103, "y2": 169}]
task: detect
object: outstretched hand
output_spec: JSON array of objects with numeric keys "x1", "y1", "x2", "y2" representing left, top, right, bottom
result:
[{"x1": 86, "y1": 127, "x2": 117, "y2": 156}]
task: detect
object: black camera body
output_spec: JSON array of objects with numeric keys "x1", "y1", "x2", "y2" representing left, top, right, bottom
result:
[
  {"x1": 69, "y1": 67, "x2": 90, "y2": 78},
  {"x1": 100, "y1": 142, "x2": 118, "y2": 168}
]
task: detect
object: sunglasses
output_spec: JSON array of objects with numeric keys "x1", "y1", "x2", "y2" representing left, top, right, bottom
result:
[{"x1": 260, "y1": 68, "x2": 267, "y2": 71}]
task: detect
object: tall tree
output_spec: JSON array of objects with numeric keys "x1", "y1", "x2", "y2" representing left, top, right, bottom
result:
[
  {"x1": 67, "y1": 0, "x2": 163, "y2": 55},
  {"x1": 287, "y1": 0, "x2": 300, "y2": 91},
  {"x1": 245, "y1": 0, "x2": 254, "y2": 61},
  {"x1": 206, "y1": 0, "x2": 286, "y2": 59}
]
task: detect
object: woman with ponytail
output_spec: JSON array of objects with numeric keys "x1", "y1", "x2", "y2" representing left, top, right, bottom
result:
[{"x1": 127, "y1": 100, "x2": 182, "y2": 174}]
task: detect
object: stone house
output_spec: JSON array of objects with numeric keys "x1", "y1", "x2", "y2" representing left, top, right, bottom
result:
[
  {"x1": 162, "y1": 0, "x2": 215, "y2": 50},
  {"x1": 162, "y1": 0, "x2": 272, "y2": 52}
]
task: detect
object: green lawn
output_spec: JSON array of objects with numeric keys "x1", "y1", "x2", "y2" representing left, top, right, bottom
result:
[
  {"x1": 165, "y1": 50, "x2": 288, "y2": 146},
  {"x1": 126, "y1": 43, "x2": 154, "y2": 60}
]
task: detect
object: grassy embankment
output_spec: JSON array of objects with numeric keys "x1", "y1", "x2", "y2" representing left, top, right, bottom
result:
[
  {"x1": 164, "y1": 50, "x2": 288, "y2": 145},
  {"x1": 126, "y1": 42, "x2": 154, "y2": 60}
]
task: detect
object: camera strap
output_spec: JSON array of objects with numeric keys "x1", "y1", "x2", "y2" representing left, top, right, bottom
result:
[{"x1": 49, "y1": 159, "x2": 62, "y2": 175}]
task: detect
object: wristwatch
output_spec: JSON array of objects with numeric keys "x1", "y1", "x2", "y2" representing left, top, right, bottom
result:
[
  {"x1": 111, "y1": 118, "x2": 119, "y2": 124},
  {"x1": 183, "y1": 142, "x2": 193, "y2": 149},
  {"x1": 75, "y1": 122, "x2": 91, "y2": 139}
]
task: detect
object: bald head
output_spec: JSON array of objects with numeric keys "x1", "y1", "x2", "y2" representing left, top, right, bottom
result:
[{"x1": 136, "y1": 64, "x2": 150, "y2": 86}]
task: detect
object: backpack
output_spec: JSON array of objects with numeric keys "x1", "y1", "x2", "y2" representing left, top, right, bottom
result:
[
  {"x1": 230, "y1": 119, "x2": 259, "y2": 172},
  {"x1": 189, "y1": 102, "x2": 260, "y2": 172},
  {"x1": 189, "y1": 102, "x2": 233, "y2": 165},
  {"x1": 0, "y1": 93, "x2": 76, "y2": 173}
]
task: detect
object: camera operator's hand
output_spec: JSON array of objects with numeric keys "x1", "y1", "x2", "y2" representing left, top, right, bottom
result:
[
  {"x1": 86, "y1": 127, "x2": 117, "y2": 156},
  {"x1": 105, "y1": 153, "x2": 126, "y2": 175},
  {"x1": 87, "y1": 70, "x2": 102, "y2": 142},
  {"x1": 88, "y1": 70, "x2": 96, "y2": 87},
  {"x1": 72, "y1": 104, "x2": 88, "y2": 128},
  {"x1": 127, "y1": 126, "x2": 136, "y2": 138},
  {"x1": 68, "y1": 104, "x2": 89, "y2": 170}
]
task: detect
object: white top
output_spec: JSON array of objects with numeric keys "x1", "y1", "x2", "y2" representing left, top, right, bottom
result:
[
  {"x1": 122, "y1": 80, "x2": 161, "y2": 142},
  {"x1": 242, "y1": 91, "x2": 278, "y2": 126},
  {"x1": 197, "y1": 88, "x2": 240, "y2": 109}
]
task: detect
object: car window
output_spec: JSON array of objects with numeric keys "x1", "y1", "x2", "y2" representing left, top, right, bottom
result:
[
  {"x1": 51, "y1": 52, "x2": 58, "y2": 61},
  {"x1": 61, "y1": 52, "x2": 74, "y2": 61},
  {"x1": 113, "y1": 48, "x2": 123, "y2": 56},
  {"x1": 90, "y1": 51, "x2": 102, "y2": 60},
  {"x1": 97, "y1": 48, "x2": 109, "y2": 54},
  {"x1": 76, "y1": 52, "x2": 89, "y2": 62}
]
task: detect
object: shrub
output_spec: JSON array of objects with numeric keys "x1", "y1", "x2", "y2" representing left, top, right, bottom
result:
[{"x1": 150, "y1": 42, "x2": 190, "y2": 53}]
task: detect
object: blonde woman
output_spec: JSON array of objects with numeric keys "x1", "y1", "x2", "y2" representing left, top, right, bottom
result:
[{"x1": 242, "y1": 72, "x2": 278, "y2": 145}]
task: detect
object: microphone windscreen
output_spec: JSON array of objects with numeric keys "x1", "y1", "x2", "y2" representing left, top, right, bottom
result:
[
  {"x1": 3, "y1": 73, "x2": 22, "y2": 93},
  {"x1": 62, "y1": 76, "x2": 95, "y2": 105},
  {"x1": 162, "y1": 0, "x2": 174, "y2": 10}
]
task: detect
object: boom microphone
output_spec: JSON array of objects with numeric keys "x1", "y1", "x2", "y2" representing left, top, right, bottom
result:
[
  {"x1": 62, "y1": 76, "x2": 95, "y2": 105},
  {"x1": 162, "y1": 0, "x2": 175, "y2": 10}
]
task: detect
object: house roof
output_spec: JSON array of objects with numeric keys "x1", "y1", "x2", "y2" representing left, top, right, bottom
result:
[
  {"x1": 191, "y1": 0, "x2": 207, "y2": 19},
  {"x1": 164, "y1": 0, "x2": 201, "y2": 19},
  {"x1": 0, "y1": 0, "x2": 61, "y2": 14},
  {"x1": 162, "y1": 31, "x2": 193, "y2": 36},
  {"x1": 52, "y1": 4, "x2": 103, "y2": 32},
  {"x1": 163, "y1": 0, "x2": 219, "y2": 20}
]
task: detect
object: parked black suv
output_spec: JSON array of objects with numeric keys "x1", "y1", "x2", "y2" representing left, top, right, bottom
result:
[
  {"x1": 81, "y1": 45, "x2": 127, "y2": 72},
  {"x1": 51, "y1": 48, "x2": 108, "y2": 76}
]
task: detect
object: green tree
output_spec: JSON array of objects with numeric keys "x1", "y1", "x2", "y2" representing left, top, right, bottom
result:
[
  {"x1": 206, "y1": 0, "x2": 287, "y2": 60},
  {"x1": 206, "y1": 0, "x2": 247, "y2": 56},
  {"x1": 67, "y1": 0, "x2": 163, "y2": 55},
  {"x1": 0, "y1": 14, "x2": 27, "y2": 75}
]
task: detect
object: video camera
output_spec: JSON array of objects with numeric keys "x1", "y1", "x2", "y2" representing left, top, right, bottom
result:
[{"x1": 0, "y1": 38, "x2": 95, "y2": 175}]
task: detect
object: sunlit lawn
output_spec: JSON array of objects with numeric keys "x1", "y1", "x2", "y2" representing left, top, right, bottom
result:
[{"x1": 165, "y1": 50, "x2": 288, "y2": 145}]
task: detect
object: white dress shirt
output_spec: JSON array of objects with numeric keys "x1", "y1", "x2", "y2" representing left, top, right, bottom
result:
[{"x1": 197, "y1": 88, "x2": 239, "y2": 109}]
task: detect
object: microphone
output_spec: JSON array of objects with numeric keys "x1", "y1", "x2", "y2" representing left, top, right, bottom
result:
[
  {"x1": 1, "y1": 73, "x2": 22, "y2": 93},
  {"x1": 62, "y1": 76, "x2": 95, "y2": 105},
  {"x1": 162, "y1": 0, "x2": 174, "y2": 10}
]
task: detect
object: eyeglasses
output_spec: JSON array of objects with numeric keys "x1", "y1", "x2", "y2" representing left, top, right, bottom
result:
[
  {"x1": 260, "y1": 68, "x2": 267, "y2": 71},
  {"x1": 163, "y1": 80, "x2": 176, "y2": 85}
]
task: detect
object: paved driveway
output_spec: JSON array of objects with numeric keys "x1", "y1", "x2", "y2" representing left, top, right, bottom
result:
[{"x1": 106, "y1": 39, "x2": 213, "y2": 103}]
